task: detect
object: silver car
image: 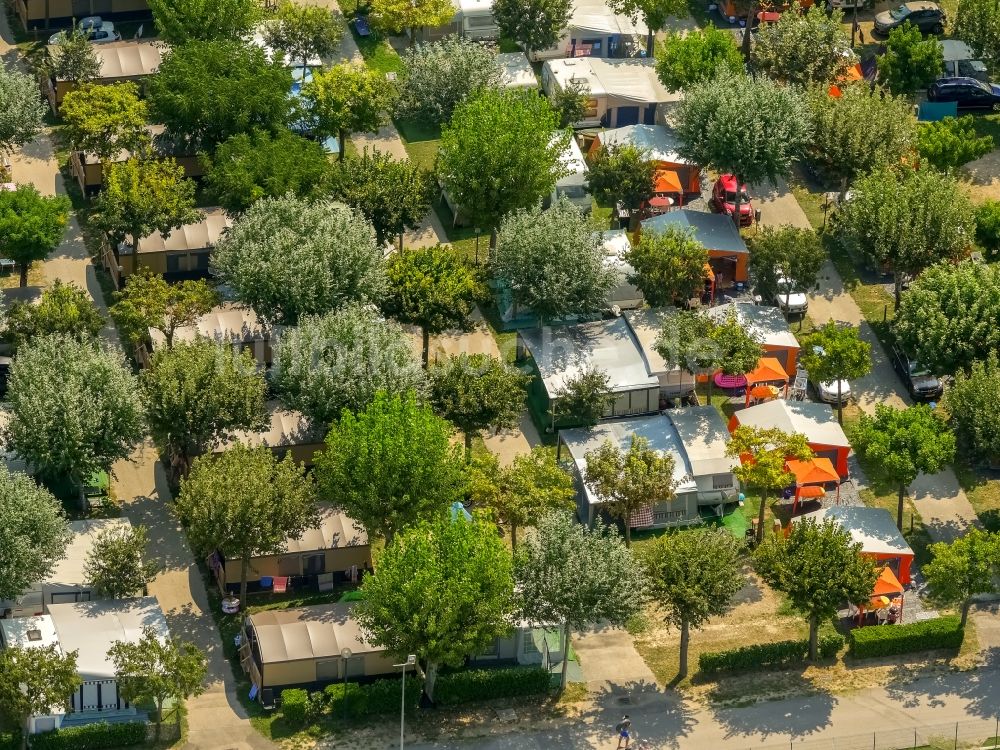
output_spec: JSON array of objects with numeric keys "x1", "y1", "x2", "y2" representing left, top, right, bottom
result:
[
  {"x1": 49, "y1": 20, "x2": 121, "y2": 45},
  {"x1": 799, "y1": 346, "x2": 852, "y2": 405}
]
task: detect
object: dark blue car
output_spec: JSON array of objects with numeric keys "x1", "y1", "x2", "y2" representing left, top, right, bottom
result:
[{"x1": 927, "y1": 77, "x2": 1000, "y2": 110}]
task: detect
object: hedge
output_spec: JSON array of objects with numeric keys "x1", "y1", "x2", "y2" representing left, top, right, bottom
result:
[
  {"x1": 280, "y1": 688, "x2": 309, "y2": 725},
  {"x1": 698, "y1": 634, "x2": 843, "y2": 674},
  {"x1": 433, "y1": 667, "x2": 551, "y2": 706},
  {"x1": 323, "y1": 676, "x2": 421, "y2": 717},
  {"x1": 849, "y1": 615, "x2": 964, "y2": 658},
  {"x1": 0, "y1": 733, "x2": 17, "y2": 750},
  {"x1": 29, "y1": 721, "x2": 146, "y2": 750}
]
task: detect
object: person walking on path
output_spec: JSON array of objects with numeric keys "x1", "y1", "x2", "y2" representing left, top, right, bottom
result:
[{"x1": 616, "y1": 715, "x2": 633, "y2": 749}]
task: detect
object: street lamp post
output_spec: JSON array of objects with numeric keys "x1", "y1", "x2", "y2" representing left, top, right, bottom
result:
[
  {"x1": 474, "y1": 228, "x2": 481, "y2": 265},
  {"x1": 394, "y1": 654, "x2": 416, "y2": 750},
  {"x1": 340, "y1": 647, "x2": 352, "y2": 721}
]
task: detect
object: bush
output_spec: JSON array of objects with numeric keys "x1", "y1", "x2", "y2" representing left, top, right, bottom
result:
[
  {"x1": 849, "y1": 615, "x2": 964, "y2": 658},
  {"x1": 0, "y1": 733, "x2": 18, "y2": 750},
  {"x1": 323, "y1": 676, "x2": 420, "y2": 717},
  {"x1": 280, "y1": 688, "x2": 310, "y2": 726},
  {"x1": 29, "y1": 722, "x2": 146, "y2": 750},
  {"x1": 434, "y1": 667, "x2": 551, "y2": 706},
  {"x1": 698, "y1": 634, "x2": 843, "y2": 674},
  {"x1": 976, "y1": 200, "x2": 1000, "y2": 257}
]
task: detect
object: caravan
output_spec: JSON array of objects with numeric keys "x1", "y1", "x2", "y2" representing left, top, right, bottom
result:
[{"x1": 529, "y1": 0, "x2": 647, "y2": 60}]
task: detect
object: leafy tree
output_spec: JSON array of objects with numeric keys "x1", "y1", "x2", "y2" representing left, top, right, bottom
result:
[
  {"x1": 108, "y1": 627, "x2": 208, "y2": 737},
  {"x1": 584, "y1": 435, "x2": 678, "y2": 547},
  {"x1": 754, "y1": 518, "x2": 877, "y2": 658},
  {"x1": 642, "y1": 528, "x2": 745, "y2": 677},
  {"x1": 549, "y1": 80, "x2": 589, "y2": 129},
  {"x1": 60, "y1": 83, "x2": 150, "y2": 161},
  {"x1": 397, "y1": 36, "x2": 503, "y2": 126},
  {"x1": 148, "y1": 0, "x2": 261, "y2": 44},
  {"x1": 0, "y1": 185, "x2": 70, "y2": 287},
  {"x1": 953, "y1": 0, "x2": 1000, "y2": 63},
  {"x1": 923, "y1": 529, "x2": 1000, "y2": 628},
  {"x1": 493, "y1": 198, "x2": 617, "y2": 324},
  {"x1": 946, "y1": 353, "x2": 1000, "y2": 464},
  {"x1": 606, "y1": 0, "x2": 686, "y2": 56},
  {"x1": 150, "y1": 40, "x2": 292, "y2": 151},
  {"x1": 178, "y1": 444, "x2": 319, "y2": 605},
  {"x1": 852, "y1": 404, "x2": 956, "y2": 531},
  {"x1": 516, "y1": 511, "x2": 645, "y2": 690},
  {"x1": 654, "y1": 309, "x2": 719, "y2": 385},
  {"x1": 328, "y1": 150, "x2": 435, "y2": 249},
  {"x1": 752, "y1": 5, "x2": 852, "y2": 86},
  {"x1": 676, "y1": 71, "x2": 810, "y2": 227},
  {"x1": 0, "y1": 646, "x2": 81, "y2": 750},
  {"x1": 93, "y1": 157, "x2": 200, "y2": 275},
  {"x1": 917, "y1": 116, "x2": 993, "y2": 172},
  {"x1": 655, "y1": 23, "x2": 744, "y2": 92},
  {"x1": 306, "y1": 64, "x2": 397, "y2": 162},
  {"x1": 369, "y1": 0, "x2": 456, "y2": 40},
  {"x1": 975, "y1": 200, "x2": 1000, "y2": 257},
  {"x1": 467, "y1": 447, "x2": 575, "y2": 549},
  {"x1": 356, "y1": 513, "x2": 515, "y2": 700},
  {"x1": 625, "y1": 226, "x2": 708, "y2": 307},
  {"x1": 801, "y1": 322, "x2": 872, "y2": 423},
  {"x1": 585, "y1": 144, "x2": 656, "y2": 212},
  {"x1": 203, "y1": 130, "x2": 331, "y2": 214},
  {"x1": 264, "y1": 1, "x2": 344, "y2": 69},
  {"x1": 836, "y1": 166, "x2": 975, "y2": 308},
  {"x1": 315, "y1": 391, "x2": 466, "y2": 542},
  {"x1": 142, "y1": 341, "x2": 268, "y2": 480},
  {"x1": 492, "y1": 0, "x2": 572, "y2": 58},
  {"x1": 0, "y1": 466, "x2": 71, "y2": 602},
  {"x1": 83, "y1": 523, "x2": 160, "y2": 599},
  {"x1": 211, "y1": 195, "x2": 385, "y2": 325},
  {"x1": 7, "y1": 335, "x2": 145, "y2": 491},
  {"x1": 429, "y1": 353, "x2": 528, "y2": 457},
  {"x1": 46, "y1": 24, "x2": 101, "y2": 84},
  {"x1": 439, "y1": 88, "x2": 568, "y2": 246},
  {"x1": 748, "y1": 225, "x2": 825, "y2": 310},
  {"x1": 710, "y1": 308, "x2": 764, "y2": 378},
  {"x1": 0, "y1": 63, "x2": 47, "y2": 157},
  {"x1": 804, "y1": 83, "x2": 916, "y2": 188},
  {"x1": 878, "y1": 22, "x2": 944, "y2": 96},
  {"x1": 726, "y1": 426, "x2": 812, "y2": 542},
  {"x1": 270, "y1": 306, "x2": 425, "y2": 425},
  {"x1": 6, "y1": 280, "x2": 104, "y2": 349},
  {"x1": 553, "y1": 366, "x2": 615, "y2": 428},
  {"x1": 110, "y1": 268, "x2": 219, "y2": 347}
]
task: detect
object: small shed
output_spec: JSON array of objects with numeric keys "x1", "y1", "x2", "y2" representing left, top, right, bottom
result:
[
  {"x1": 707, "y1": 302, "x2": 800, "y2": 372},
  {"x1": 49, "y1": 41, "x2": 163, "y2": 109},
  {"x1": 497, "y1": 51, "x2": 537, "y2": 90},
  {"x1": 641, "y1": 209, "x2": 749, "y2": 286}
]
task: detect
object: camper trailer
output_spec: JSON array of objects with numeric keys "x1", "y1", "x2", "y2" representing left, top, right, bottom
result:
[{"x1": 529, "y1": 0, "x2": 646, "y2": 61}]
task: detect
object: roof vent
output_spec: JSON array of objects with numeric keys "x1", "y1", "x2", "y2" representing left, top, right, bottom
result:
[{"x1": 27, "y1": 629, "x2": 42, "y2": 642}]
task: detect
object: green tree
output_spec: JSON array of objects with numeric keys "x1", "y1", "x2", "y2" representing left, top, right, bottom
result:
[
  {"x1": 654, "y1": 309, "x2": 718, "y2": 391},
  {"x1": 878, "y1": 22, "x2": 944, "y2": 96},
  {"x1": 148, "y1": 0, "x2": 261, "y2": 44},
  {"x1": 110, "y1": 268, "x2": 219, "y2": 348},
  {"x1": 607, "y1": 0, "x2": 686, "y2": 56},
  {"x1": 726, "y1": 426, "x2": 813, "y2": 542},
  {"x1": 429, "y1": 353, "x2": 528, "y2": 457},
  {"x1": 0, "y1": 466, "x2": 71, "y2": 602},
  {"x1": 516, "y1": 511, "x2": 645, "y2": 690},
  {"x1": 0, "y1": 646, "x2": 81, "y2": 750},
  {"x1": 975, "y1": 200, "x2": 1000, "y2": 257},
  {"x1": 109, "y1": 627, "x2": 208, "y2": 737},
  {"x1": 7, "y1": 335, "x2": 145, "y2": 492},
  {"x1": 46, "y1": 24, "x2": 101, "y2": 84},
  {"x1": 710, "y1": 308, "x2": 764, "y2": 378},
  {"x1": 754, "y1": 518, "x2": 877, "y2": 658},
  {"x1": 468, "y1": 447, "x2": 575, "y2": 549},
  {"x1": 751, "y1": 4, "x2": 852, "y2": 86},
  {"x1": 917, "y1": 116, "x2": 993, "y2": 172},
  {"x1": 83, "y1": 523, "x2": 160, "y2": 599},
  {"x1": 0, "y1": 62, "x2": 45, "y2": 158},
  {"x1": 306, "y1": 63, "x2": 397, "y2": 162},
  {"x1": 142, "y1": 340, "x2": 268, "y2": 480},
  {"x1": 0, "y1": 185, "x2": 70, "y2": 287},
  {"x1": 553, "y1": 366, "x2": 615, "y2": 428},
  {"x1": 549, "y1": 80, "x2": 589, "y2": 129},
  {"x1": 492, "y1": 198, "x2": 617, "y2": 324},
  {"x1": 655, "y1": 23, "x2": 744, "y2": 92},
  {"x1": 60, "y1": 83, "x2": 150, "y2": 162},
  {"x1": 625, "y1": 226, "x2": 709, "y2": 307},
  {"x1": 93, "y1": 157, "x2": 200, "y2": 275},
  {"x1": 748, "y1": 225, "x2": 825, "y2": 312},
  {"x1": 492, "y1": 0, "x2": 572, "y2": 58},
  {"x1": 439, "y1": 88, "x2": 568, "y2": 247},
  {"x1": 953, "y1": 0, "x2": 1000, "y2": 63},
  {"x1": 178, "y1": 444, "x2": 319, "y2": 605},
  {"x1": 270, "y1": 306, "x2": 425, "y2": 425},
  {"x1": 150, "y1": 40, "x2": 292, "y2": 150},
  {"x1": 585, "y1": 144, "x2": 656, "y2": 212},
  {"x1": 211, "y1": 195, "x2": 385, "y2": 325},
  {"x1": 328, "y1": 150, "x2": 435, "y2": 249},
  {"x1": 801, "y1": 322, "x2": 872, "y2": 423},
  {"x1": 203, "y1": 130, "x2": 331, "y2": 214},
  {"x1": 642, "y1": 528, "x2": 746, "y2": 678},
  {"x1": 369, "y1": 0, "x2": 455, "y2": 40},
  {"x1": 946, "y1": 353, "x2": 1000, "y2": 464},
  {"x1": 584, "y1": 435, "x2": 678, "y2": 547},
  {"x1": 836, "y1": 166, "x2": 975, "y2": 308},
  {"x1": 852, "y1": 404, "x2": 956, "y2": 531},
  {"x1": 356, "y1": 513, "x2": 515, "y2": 700},
  {"x1": 923, "y1": 529, "x2": 1000, "y2": 628},
  {"x1": 315, "y1": 391, "x2": 465, "y2": 542},
  {"x1": 6, "y1": 280, "x2": 104, "y2": 349},
  {"x1": 264, "y1": 1, "x2": 344, "y2": 69}
]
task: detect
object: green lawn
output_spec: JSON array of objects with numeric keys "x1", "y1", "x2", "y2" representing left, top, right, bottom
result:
[
  {"x1": 396, "y1": 118, "x2": 441, "y2": 172},
  {"x1": 953, "y1": 462, "x2": 1000, "y2": 531},
  {"x1": 971, "y1": 112, "x2": 1000, "y2": 145},
  {"x1": 349, "y1": 26, "x2": 404, "y2": 75}
]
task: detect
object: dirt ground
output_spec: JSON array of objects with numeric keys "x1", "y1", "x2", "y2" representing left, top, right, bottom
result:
[{"x1": 963, "y1": 154, "x2": 1000, "y2": 202}]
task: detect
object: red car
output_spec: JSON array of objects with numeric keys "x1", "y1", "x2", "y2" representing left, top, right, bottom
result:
[{"x1": 710, "y1": 175, "x2": 754, "y2": 227}]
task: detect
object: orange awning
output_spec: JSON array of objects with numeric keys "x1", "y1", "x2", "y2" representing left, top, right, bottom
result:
[
  {"x1": 654, "y1": 169, "x2": 683, "y2": 194},
  {"x1": 872, "y1": 566, "x2": 904, "y2": 598},
  {"x1": 747, "y1": 356, "x2": 789, "y2": 385},
  {"x1": 785, "y1": 457, "x2": 840, "y2": 486}
]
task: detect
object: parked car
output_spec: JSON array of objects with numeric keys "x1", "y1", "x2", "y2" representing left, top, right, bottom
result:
[
  {"x1": 927, "y1": 77, "x2": 1000, "y2": 110},
  {"x1": 798, "y1": 348, "x2": 851, "y2": 405},
  {"x1": 774, "y1": 276, "x2": 808, "y2": 315},
  {"x1": 710, "y1": 175, "x2": 753, "y2": 227},
  {"x1": 873, "y1": 2, "x2": 945, "y2": 35},
  {"x1": 940, "y1": 40, "x2": 989, "y2": 81},
  {"x1": 48, "y1": 20, "x2": 121, "y2": 44},
  {"x1": 827, "y1": 0, "x2": 870, "y2": 10},
  {"x1": 890, "y1": 342, "x2": 943, "y2": 401}
]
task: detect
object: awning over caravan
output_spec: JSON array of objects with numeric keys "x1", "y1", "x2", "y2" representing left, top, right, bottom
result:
[{"x1": 249, "y1": 603, "x2": 380, "y2": 664}]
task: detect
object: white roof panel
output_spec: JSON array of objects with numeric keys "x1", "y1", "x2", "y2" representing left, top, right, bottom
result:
[
  {"x1": 734, "y1": 400, "x2": 850, "y2": 448},
  {"x1": 796, "y1": 506, "x2": 913, "y2": 558},
  {"x1": 707, "y1": 302, "x2": 800, "y2": 350},
  {"x1": 497, "y1": 52, "x2": 537, "y2": 89},
  {"x1": 596, "y1": 124, "x2": 691, "y2": 164}
]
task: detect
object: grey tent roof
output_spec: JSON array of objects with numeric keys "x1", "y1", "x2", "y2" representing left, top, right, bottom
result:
[
  {"x1": 706, "y1": 302, "x2": 800, "y2": 350},
  {"x1": 281, "y1": 506, "x2": 368, "y2": 555},
  {"x1": 734, "y1": 400, "x2": 850, "y2": 448},
  {"x1": 667, "y1": 406, "x2": 738, "y2": 476},
  {"x1": 641, "y1": 209, "x2": 748, "y2": 254},
  {"x1": 150, "y1": 301, "x2": 272, "y2": 350},
  {"x1": 249, "y1": 602, "x2": 379, "y2": 665},
  {"x1": 595, "y1": 124, "x2": 691, "y2": 165},
  {"x1": 795, "y1": 506, "x2": 913, "y2": 557},
  {"x1": 622, "y1": 308, "x2": 684, "y2": 376}
]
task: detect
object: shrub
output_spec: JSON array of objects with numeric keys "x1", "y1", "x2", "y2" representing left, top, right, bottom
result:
[
  {"x1": 849, "y1": 615, "x2": 964, "y2": 658},
  {"x1": 698, "y1": 634, "x2": 843, "y2": 674},
  {"x1": 0, "y1": 733, "x2": 17, "y2": 750},
  {"x1": 280, "y1": 688, "x2": 310, "y2": 726},
  {"x1": 434, "y1": 667, "x2": 551, "y2": 706},
  {"x1": 29, "y1": 722, "x2": 146, "y2": 750},
  {"x1": 323, "y1": 676, "x2": 420, "y2": 717},
  {"x1": 976, "y1": 200, "x2": 1000, "y2": 257}
]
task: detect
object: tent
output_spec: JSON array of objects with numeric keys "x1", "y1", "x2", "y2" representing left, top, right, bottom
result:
[
  {"x1": 785, "y1": 457, "x2": 840, "y2": 513},
  {"x1": 744, "y1": 357, "x2": 790, "y2": 405},
  {"x1": 855, "y1": 566, "x2": 906, "y2": 625}
]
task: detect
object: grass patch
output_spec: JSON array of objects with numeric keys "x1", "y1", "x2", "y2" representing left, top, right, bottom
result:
[
  {"x1": 557, "y1": 682, "x2": 588, "y2": 703},
  {"x1": 953, "y1": 462, "x2": 1000, "y2": 530},
  {"x1": 971, "y1": 112, "x2": 1000, "y2": 144},
  {"x1": 349, "y1": 26, "x2": 404, "y2": 75}
]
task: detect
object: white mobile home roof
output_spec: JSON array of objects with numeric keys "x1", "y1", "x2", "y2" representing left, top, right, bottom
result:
[
  {"x1": 0, "y1": 614, "x2": 60, "y2": 651},
  {"x1": 249, "y1": 602, "x2": 380, "y2": 664},
  {"x1": 569, "y1": 0, "x2": 647, "y2": 36},
  {"x1": 544, "y1": 57, "x2": 675, "y2": 105},
  {"x1": 734, "y1": 400, "x2": 850, "y2": 448},
  {"x1": 795, "y1": 506, "x2": 913, "y2": 558},
  {"x1": 150, "y1": 301, "x2": 270, "y2": 350},
  {"x1": 556, "y1": 136, "x2": 588, "y2": 188},
  {"x1": 706, "y1": 302, "x2": 800, "y2": 350},
  {"x1": 123, "y1": 207, "x2": 231, "y2": 255},
  {"x1": 43, "y1": 518, "x2": 133, "y2": 593},
  {"x1": 622, "y1": 308, "x2": 680, "y2": 376},
  {"x1": 668, "y1": 406, "x2": 737, "y2": 476},
  {"x1": 497, "y1": 52, "x2": 536, "y2": 89},
  {"x1": 596, "y1": 124, "x2": 691, "y2": 164}
]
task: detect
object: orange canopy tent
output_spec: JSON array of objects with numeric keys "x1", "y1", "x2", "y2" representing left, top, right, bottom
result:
[
  {"x1": 829, "y1": 64, "x2": 864, "y2": 98},
  {"x1": 745, "y1": 357, "x2": 790, "y2": 405},
  {"x1": 653, "y1": 169, "x2": 684, "y2": 194},
  {"x1": 785, "y1": 457, "x2": 840, "y2": 513},
  {"x1": 856, "y1": 566, "x2": 905, "y2": 626}
]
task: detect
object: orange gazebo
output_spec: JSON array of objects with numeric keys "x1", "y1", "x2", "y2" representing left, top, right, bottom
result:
[
  {"x1": 785, "y1": 457, "x2": 841, "y2": 513},
  {"x1": 856, "y1": 566, "x2": 906, "y2": 625},
  {"x1": 744, "y1": 357, "x2": 790, "y2": 405}
]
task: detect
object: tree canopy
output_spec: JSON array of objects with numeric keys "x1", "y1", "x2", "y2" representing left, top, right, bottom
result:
[
  {"x1": 800, "y1": 322, "x2": 872, "y2": 423},
  {"x1": 656, "y1": 23, "x2": 744, "y2": 92},
  {"x1": 83, "y1": 523, "x2": 160, "y2": 599},
  {"x1": 306, "y1": 63, "x2": 397, "y2": 158},
  {"x1": 953, "y1": 0, "x2": 1000, "y2": 63},
  {"x1": 492, "y1": 0, "x2": 572, "y2": 56},
  {"x1": 110, "y1": 268, "x2": 219, "y2": 347},
  {"x1": 625, "y1": 226, "x2": 709, "y2": 307},
  {"x1": 0, "y1": 185, "x2": 70, "y2": 287},
  {"x1": 264, "y1": 1, "x2": 344, "y2": 69},
  {"x1": 916, "y1": 116, "x2": 994, "y2": 173},
  {"x1": 923, "y1": 529, "x2": 1000, "y2": 627},
  {"x1": 751, "y1": 5, "x2": 852, "y2": 86},
  {"x1": 369, "y1": 0, "x2": 456, "y2": 38},
  {"x1": 6, "y1": 280, "x2": 104, "y2": 349},
  {"x1": 945, "y1": 353, "x2": 1000, "y2": 465},
  {"x1": 655, "y1": 309, "x2": 718, "y2": 377},
  {"x1": 585, "y1": 143, "x2": 656, "y2": 211},
  {"x1": 0, "y1": 646, "x2": 81, "y2": 747},
  {"x1": 0, "y1": 62, "x2": 45, "y2": 157},
  {"x1": 46, "y1": 26, "x2": 101, "y2": 83},
  {"x1": 553, "y1": 366, "x2": 615, "y2": 428},
  {"x1": 748, "y1": 225, "x2": 825, "y2": 309},
  {"x1": 878, "y1": 22, "x2": 944, "y2": 96},
  {"x1": 60, "y1": 83, "x2": 150, "y2": 162},
  {"x1": 710, "y1": 308, "x2": 764, "y2": 377},
  {"x1": 606, "y1": 0, "x2": 686, "y2": 55},
  {"x1": 147, "y1": 0, "x2": 262, "y2": 44}
]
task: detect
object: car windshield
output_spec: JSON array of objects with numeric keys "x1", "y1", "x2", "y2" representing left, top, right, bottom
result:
[
  {"x1": 889, "y1": 4, "x2": 910, "y2": 18},
  {"x1": 724, "y1": 190, "x2": 750, "y2": 202},
  {"x1": 908, "y1": 361, "x2": 932, "y2": 378}
]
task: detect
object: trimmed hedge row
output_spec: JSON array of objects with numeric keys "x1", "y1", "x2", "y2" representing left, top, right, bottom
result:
[
  {"x1": 699, "y1": 634, "x2": 843, "y2": 674},
  {"x1": 434, "y1": 667, "x2": 551, "y2": 706},
  {"x1": 29, "y1": 722, "x2": 147, "y2": 750},
  {"x1": 322, "y1": 676, "x2": 421, "y2": 718},
  {"x1": 281, "y1": 688, "x2": 310, "y2": 725},
  {"x1": 849, "y1": 615, "x2": 964, "y2": 658},
  {"x1": 0, "y1": 733, "x2": 17, "y2": 750}
]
